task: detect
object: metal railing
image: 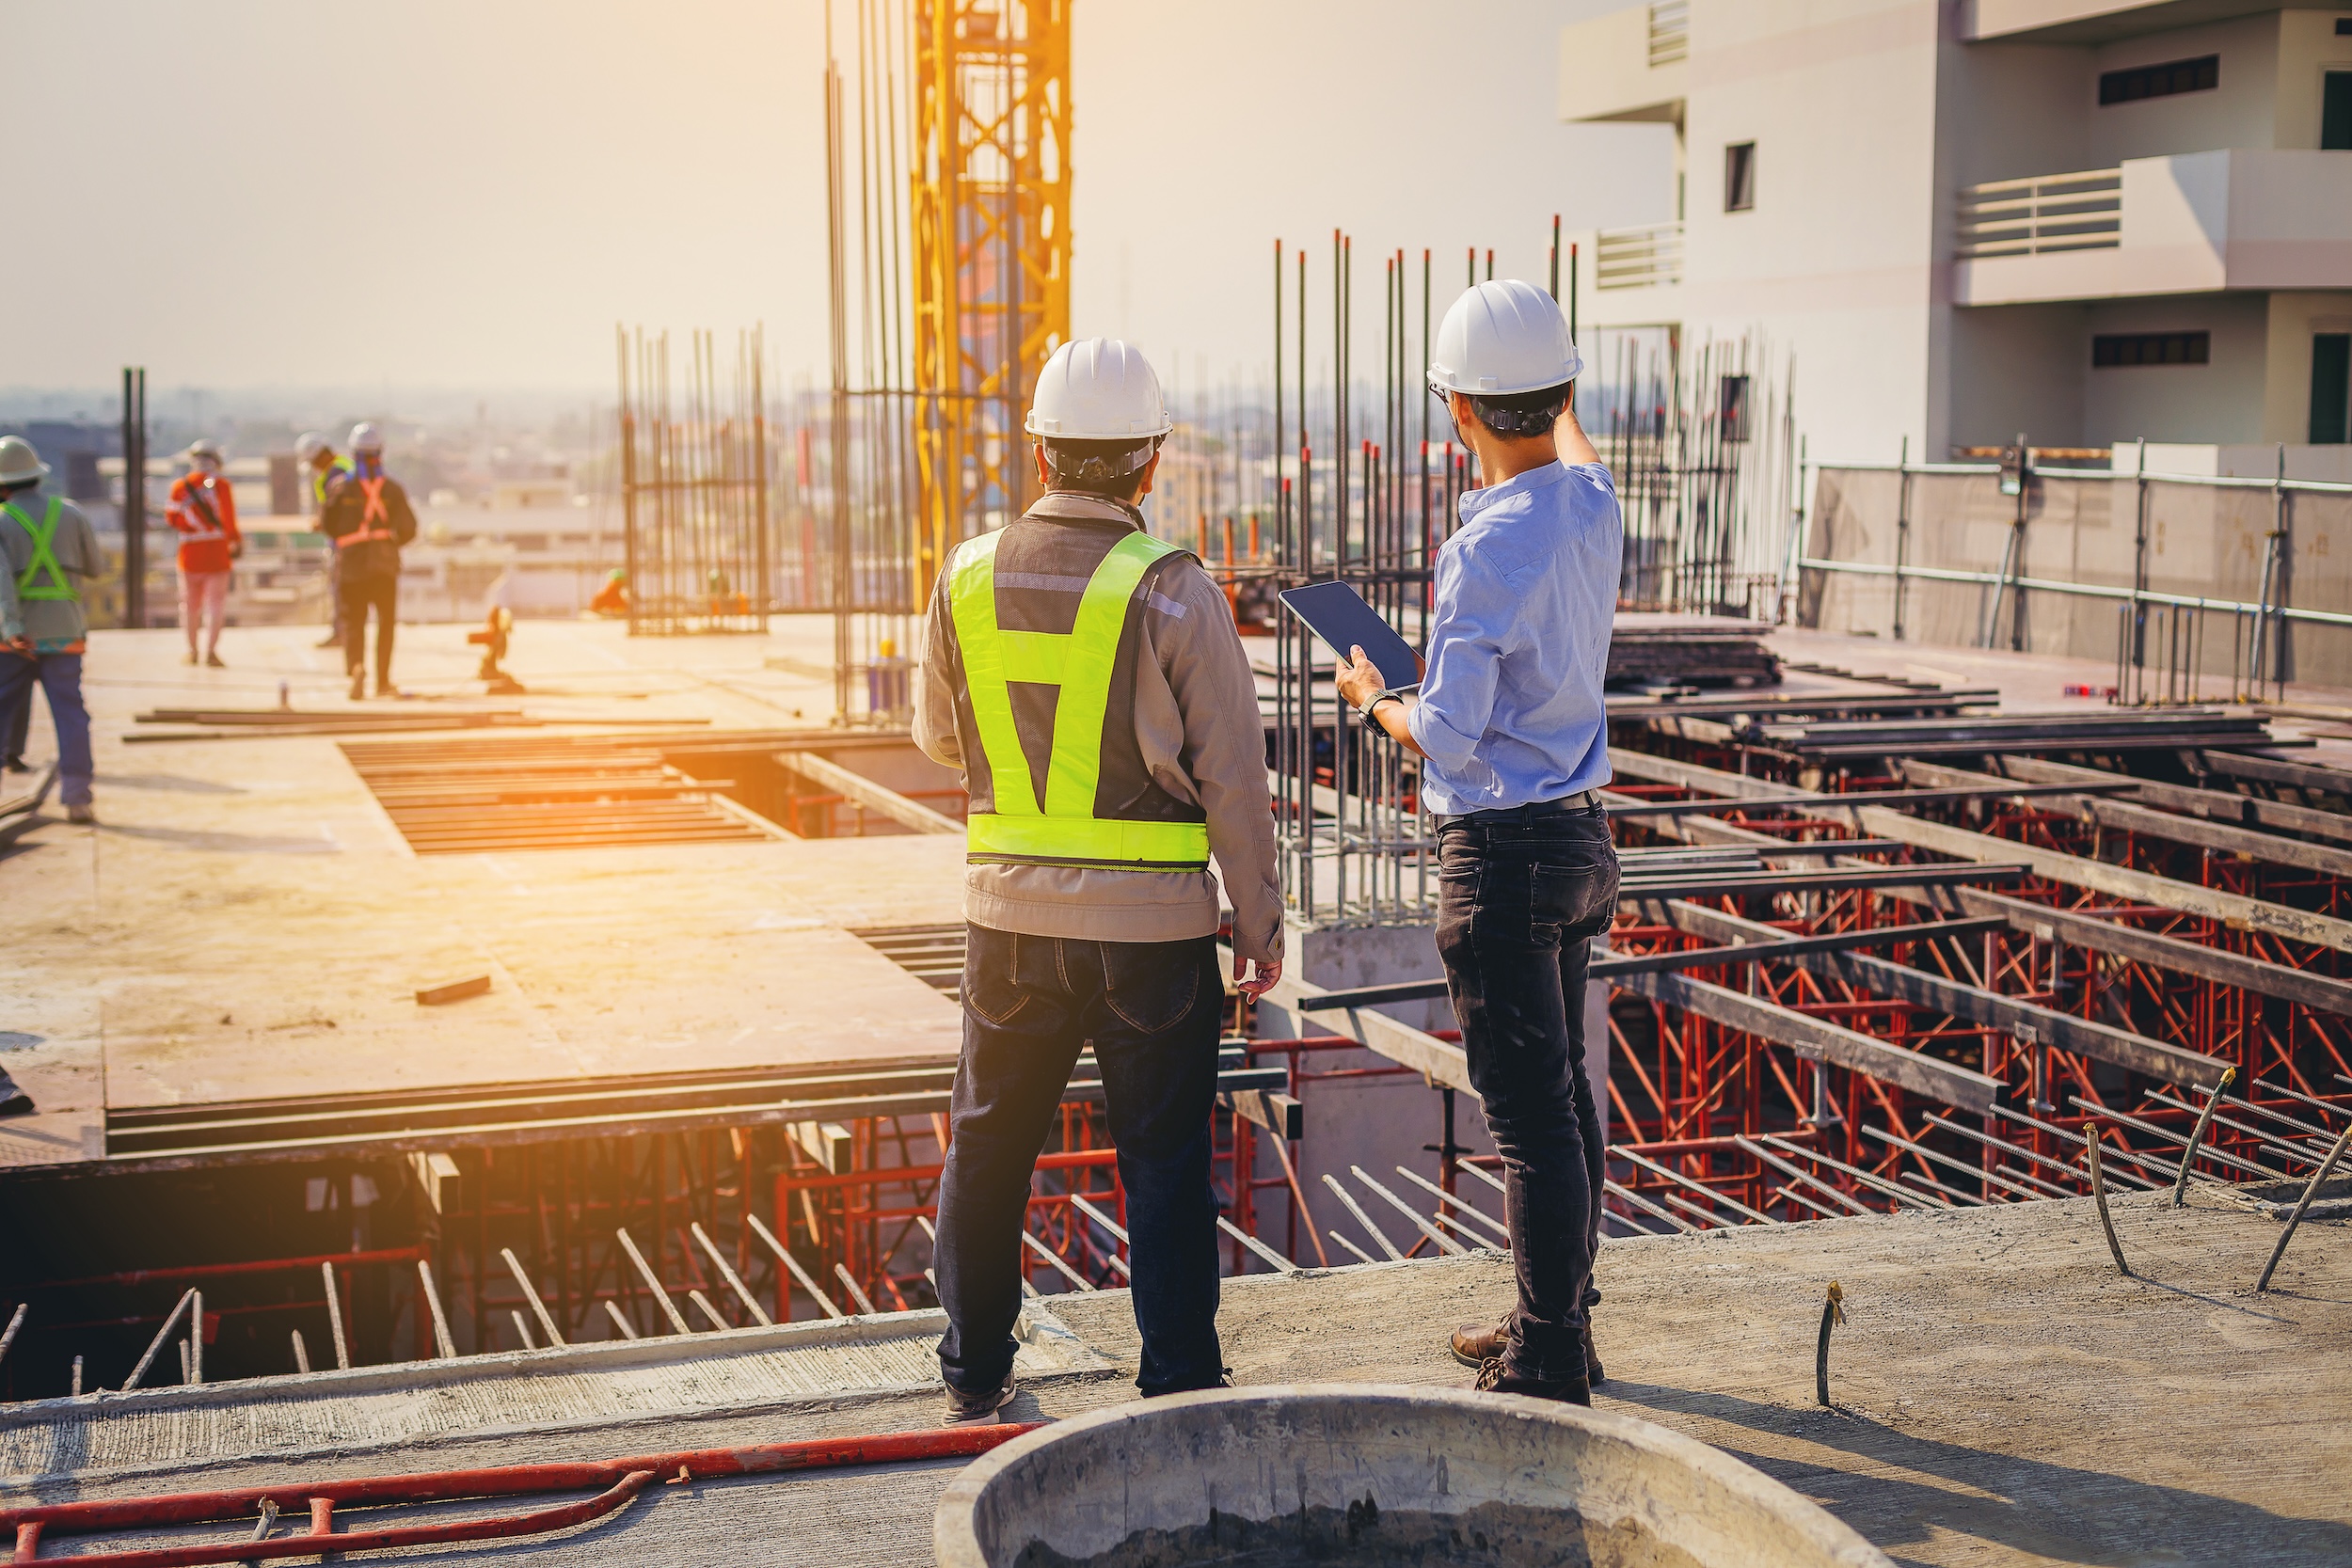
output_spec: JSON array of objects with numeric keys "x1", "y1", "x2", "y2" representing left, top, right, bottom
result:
[
  {"x1": 1597, "y1": 221, "x2": 1683, "y2": 290},
  {"x1": 1955, "y1": 167, "x2": 2122, "y2": 259},
  {"x1": 1647, "y1": 0, "x2": 1690, "y2": 66}
]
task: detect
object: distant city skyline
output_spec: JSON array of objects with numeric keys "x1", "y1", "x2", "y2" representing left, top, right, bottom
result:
[{"x1": 5, "y1": 0, "x2": 1669, "y2": 403}]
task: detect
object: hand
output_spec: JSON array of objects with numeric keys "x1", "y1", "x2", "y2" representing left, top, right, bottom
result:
[
  {"x1": 1234, "y1": 953, "x2": 1283, "y2": 1003},
  {"x1": 3, "y1": 637, "x2": 31, "y2": 657},
  {"x1": 1333, "y1": 644, "x2": 1386, "y2": 711}
]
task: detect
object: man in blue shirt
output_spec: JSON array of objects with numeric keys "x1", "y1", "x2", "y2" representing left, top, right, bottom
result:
[{"x1": 1337, "y1": 278, "x2": 1621, "y2": 1405}]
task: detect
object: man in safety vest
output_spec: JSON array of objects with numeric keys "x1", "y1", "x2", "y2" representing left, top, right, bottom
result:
[
  {"x1": 318, "y1": 422, "x2": 417, "y2": 700},
  {"x1": 296, "y1": 431, "x2": 353, "y2": 649},
  {"x1": 915, "y1": 339, "x2": 1283, "y2": 1422},
  {"x1": 167, "y1": 439, "x2": 243, "y2": 668},
  {"x1": 0, "y1": 436, "x2": 102, "y2": 823}
]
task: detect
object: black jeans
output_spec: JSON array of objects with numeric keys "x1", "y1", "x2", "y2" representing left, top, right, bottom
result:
[
  {"x1": 1436, "y1": 804, "x2": 1619, "y2": 1382},
  {"x1": 338, "y1": 571, "x2": 398, "y2": 685},
  {"x1": 935, "y1": 924, "x2": 1226, "y2": 1399}
]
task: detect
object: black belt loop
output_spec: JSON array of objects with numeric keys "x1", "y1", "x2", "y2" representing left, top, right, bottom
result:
[{"x1": 1437, "y1": 789, "x2": 1599, "y2": 830}]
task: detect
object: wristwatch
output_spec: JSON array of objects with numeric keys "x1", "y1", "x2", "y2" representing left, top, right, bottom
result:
[{"x1": 1358, "y1": 689, "x2": 1409, "y2": 735}]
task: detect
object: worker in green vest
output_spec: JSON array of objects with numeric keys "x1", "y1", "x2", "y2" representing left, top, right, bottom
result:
[
  {"x1": 915, "y1": 339, "x2": 1282, "y2": 1422},
  {"x1": 296, "y1": 431, "x2": 353, "y2": 649},
  {"x1": 0, "y1": 436, "x2": 100, "y2": 823}
]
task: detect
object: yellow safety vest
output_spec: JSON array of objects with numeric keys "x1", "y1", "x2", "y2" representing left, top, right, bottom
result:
[{"x1": 948, "y1": 528, "x2": 1211, "y2": 870}]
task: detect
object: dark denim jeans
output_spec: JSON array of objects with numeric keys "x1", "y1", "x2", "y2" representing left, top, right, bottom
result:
[
  {"x1": 934, "y1": 923, "x2": 1226, "y2": 1399},
  {"x1": 1436, "y1": 802, "x2": 1619, "y2": 1382},
  {"x1": 0, "y1": 652, "x2": 91, "y2": 806}
]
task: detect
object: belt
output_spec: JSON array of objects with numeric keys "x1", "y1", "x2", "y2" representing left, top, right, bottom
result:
[{"x1": 1437, "y1": 789, "x2": 1603, "y2": 828}]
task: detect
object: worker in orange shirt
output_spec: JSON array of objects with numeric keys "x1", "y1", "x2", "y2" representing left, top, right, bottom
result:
[{"x1": 167, "y1": 440, "x2": 242, "y2": 667}]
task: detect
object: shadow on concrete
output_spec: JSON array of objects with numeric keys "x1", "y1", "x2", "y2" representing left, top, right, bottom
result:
[
  {"x1": 96, "y1": 824, "x2": 339, "y2": 855},
  {"x1": 93, "y1": 772, "x2": 246, "y2": 795},
  {"x1": 1605, "y1": 1379, "x2": 2352, "y2": 1566}
]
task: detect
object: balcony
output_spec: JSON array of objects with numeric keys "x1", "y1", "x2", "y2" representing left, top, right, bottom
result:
[
  {"x1": 1597, "y1": 221, "x2": 1683, "y2": 291},
  {"x1": 1953, "y1": 150, "x2": 2352, "y2": 306},
  {"x1": 1558, "y1": 2, "x2": 1686, "y2": 125}
]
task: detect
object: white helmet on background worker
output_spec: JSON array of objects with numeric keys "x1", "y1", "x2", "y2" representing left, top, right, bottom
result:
[
  {"x1": 348, "y1": 421, "x2": 385, "y2": 455},
  {"x1": 1427, "y1": 279, "x2": 1584, "y2": 433},
  {"x1": 184, "y1": 439, "x2": 225, "y2": 472},
  {"x1": 0, "y1": 436, "x2": 52, "y2": 488},
  {"x1": 294, "y1": 431, "x2": 329, "y2": 464}
]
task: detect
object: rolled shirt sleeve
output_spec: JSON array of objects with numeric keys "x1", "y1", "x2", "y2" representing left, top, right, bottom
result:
[{"x1": 1406, "y1": 545, "x2": 1513, "y2": 789}]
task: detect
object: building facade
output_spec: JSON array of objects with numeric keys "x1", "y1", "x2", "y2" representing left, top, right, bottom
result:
[{"x1": 1562, "y1": 0, "x2": 2352, "y2": 473}]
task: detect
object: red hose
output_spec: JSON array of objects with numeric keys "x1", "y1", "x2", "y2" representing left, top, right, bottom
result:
[{"x1": 6, "y1": 1423, "x2": 1041, "y2": 1566}]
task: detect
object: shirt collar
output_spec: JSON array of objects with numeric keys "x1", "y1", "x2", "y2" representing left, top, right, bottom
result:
[
  {"x1": 1455, "y1": 459, "x2": 1567, "y2": 528},
  {"x1": 1026, "y1": 490, "x2": 1147, "y2": 531}
]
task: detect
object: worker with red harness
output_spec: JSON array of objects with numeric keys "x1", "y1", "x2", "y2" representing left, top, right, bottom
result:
[
  {"x1": 318, "y1": 422, "x2": 417, "y2": 699},
  {"x1": 0, "y1": 436, "x2": 101, "y2": 823},
  {"x1": 167, "y1": 439, "x2": 243, "y2": 667}
]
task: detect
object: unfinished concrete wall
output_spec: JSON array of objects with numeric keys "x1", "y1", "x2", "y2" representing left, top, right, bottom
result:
[{"x1": 1802, "y1": 465, "x2": 2352, "y2": 686}]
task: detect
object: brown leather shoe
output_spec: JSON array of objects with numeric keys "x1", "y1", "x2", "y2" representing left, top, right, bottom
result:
[
  {"x1": 1475, "y1": 1355, "x2": 1591, "y2": 1407},
  {"x1": 1451, "y1": 1320, "x2": 1505, "y2": 1370},
  {"x1": 1450, "y1": 1318, "x2": 1604, "y2": 1386}
]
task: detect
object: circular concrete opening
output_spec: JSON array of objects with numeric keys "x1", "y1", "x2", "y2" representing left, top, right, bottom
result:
[{"x1": 934, "y1": 1384, "x2": 1893, "y2": 1568}]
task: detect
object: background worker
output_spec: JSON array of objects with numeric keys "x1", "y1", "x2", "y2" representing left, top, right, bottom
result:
[
  {"x1": 317, "y1": 422, "x2": 417, "y2": 699},
  {"x1": 296, "y1": 431, "x2": 352, "y2": 649},
  {"x1": 1335, "y1": 278, "x2": 1622, "y2": 1407},
  {"x1": 914, "y1": 338, "x2": 1283, "y2": 1423},
  {"x1": 0, "y1": 436, "x2": 103, "y2": 823},
  {"x1": 166, "y1": 439, "x2": 243, "y2": 667}
]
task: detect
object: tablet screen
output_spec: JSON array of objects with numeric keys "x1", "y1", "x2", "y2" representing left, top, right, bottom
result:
[{"x1": 1277, "y1": 581, "x2": 1422, "y2": 689}]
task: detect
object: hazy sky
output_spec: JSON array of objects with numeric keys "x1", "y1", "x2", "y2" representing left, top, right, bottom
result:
[{"x1": 5, "y1": 0, "x2": 1670, "y2": 404}]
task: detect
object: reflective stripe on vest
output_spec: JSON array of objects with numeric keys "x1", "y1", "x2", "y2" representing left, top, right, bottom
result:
[
  {"x1": 176, "y1": 477, "x2": 227, "y2": 541},
  {"x1": 337, "y1": 476, "x2": 395, "y2": 548},
  {"x1": 949, "y1": 528, "x2": 1211, "y2": 871},
  {"x1": 3, "y1": 499, "x2": 77, "y2": 602}
]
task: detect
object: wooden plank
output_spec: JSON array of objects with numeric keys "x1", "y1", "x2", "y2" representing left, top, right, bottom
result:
[
  {"x1": 1613, "y1": 744, "x2": 2352, "y2": 958},
  {"x1": 1917, "y1": 753, "x2": 2352, "y2": 847},
  {"x1": 777, "y1": 752, "x2": 962, "y2": 834},
  {"x1": 1892, "y1": 757, "x2": 2352, "y2": 877},
  {"x1": 1609, "y1": 969, "x2": 2002, "y2": 1113},
  {"x1": 2201, "y1": 751, "x2": 2352, "y2": 798},
  {"x1": 1954, "y1": 887, "x2": 2352, "y2": 1020},
  {"x1": 1847, "y1": 805, "x2": 2352, "y2": 958},
  {"x1": 1667, "y1": 901, "x2": 2228, "y2": 1089}
]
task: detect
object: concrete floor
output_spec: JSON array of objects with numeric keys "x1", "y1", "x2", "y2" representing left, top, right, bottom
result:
[
  {"x1": 2, "y1": 1183, "x2": 2343, "y2": 1566},
  {"x1": 0, "y1": 619, "x2": 969, "y2": 1173}
]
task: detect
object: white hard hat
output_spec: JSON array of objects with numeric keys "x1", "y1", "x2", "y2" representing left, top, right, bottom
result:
[
  {"x1": 184, "y1": 439, "x2": 225, "y2": 468},
  {"x1": 1427, "y1": 279, "x2": 1583, "y2": 399},
  {"x1": 294, "y1": 431, "x2": 328, "y2": 463},
  {"x1": 1025, "y1": 339, "x2": 1174, "y2": 440},
  {"x1": 0, "y1": 436, "x2": 51, "y2": 487},
  {"x1": 348, "y1": 421, "x2": 385, "y2": 454}
]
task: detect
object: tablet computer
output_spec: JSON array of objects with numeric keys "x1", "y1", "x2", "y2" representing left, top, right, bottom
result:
[{"x1": 1277, "y1": 580, "x2": 1422, "y2": 690}]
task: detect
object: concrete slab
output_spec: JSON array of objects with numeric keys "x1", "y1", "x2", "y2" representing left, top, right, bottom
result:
[
  {"x1": 2, "y1": 1184, "x2": 2343, "y2": 1566},
  {"x1": 0, "y1": 622, "x2": 967, "y2": 1174}
]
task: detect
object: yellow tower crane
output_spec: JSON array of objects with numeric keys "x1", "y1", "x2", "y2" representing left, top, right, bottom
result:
[{"x1": 909, "y1": 0, "x2": 1072, "y2": 605}]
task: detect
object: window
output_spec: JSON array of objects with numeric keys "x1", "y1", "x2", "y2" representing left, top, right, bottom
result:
[
  {"x1": 1724, "y1": 142, "x2": 1756, "y2": 212},
  {"x1": 2326, "y1": 71, "x2": 2352, "y2": 150},
  {"x1": 2313, "y1": 334, "x2": 2352, "y2": 446},
  {"x1": 2092, "y1": 331, "x2": 2210, "y2": 368},
  {"x1": 2099, "y1": 55, "x2": 2218, "y2": 105},
  {"x1": 2339, "y1": 16, "x2": 2352, "y2": 32},
  {"x1": 1718, "y1": 375, "x2": 1750, "y2": 442}
]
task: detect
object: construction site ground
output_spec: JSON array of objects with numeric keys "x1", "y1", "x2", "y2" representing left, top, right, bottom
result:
[{"x1": 1, "y1": 1182, "x2": 2344, "y2": 1566}]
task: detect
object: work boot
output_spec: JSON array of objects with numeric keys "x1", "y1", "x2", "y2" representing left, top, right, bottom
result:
[
  {"x1": 66, "y1": 803, "x2": 97, "y2": 825},
  {"x1": 204, "y1": 651, "x2": 226, "y2": 669},
  {"x1": 941, "y1": 1372, "x2": 1017, "y2": 1426},
  {"x1": 375, "y1": 680, "x2": 401, "y2": 700},
  {"x1": 1450, "y1": 1317, "x2": 1605, "y2": 1386},
  {"x1": 348, "y1": 672, "x2": 365, "y2": 701},
  {"x1": 3, "y1": 758, "x2": 27, "y2": 774},
  {"x1": 317, "y1": 633, "x2": 342, "y2": 649},
  {"x1": 1475, "y1": 1356, "x2": 1591, "y2": 1407},
  {"x1": 182, "y1": 650, "x2": 198, "y2": 665}
]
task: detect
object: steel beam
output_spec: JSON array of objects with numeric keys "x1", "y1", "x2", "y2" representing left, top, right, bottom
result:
[
  {"x1": 775, "y1": 752, "x2": 962, "y2": 834},
  {"x1": 1953, "y1": 887, "x2": 2352, "y2": 1019},
  {"x1": 1667, "y1": 901, "x2": 2227, "y2": 1088}
]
